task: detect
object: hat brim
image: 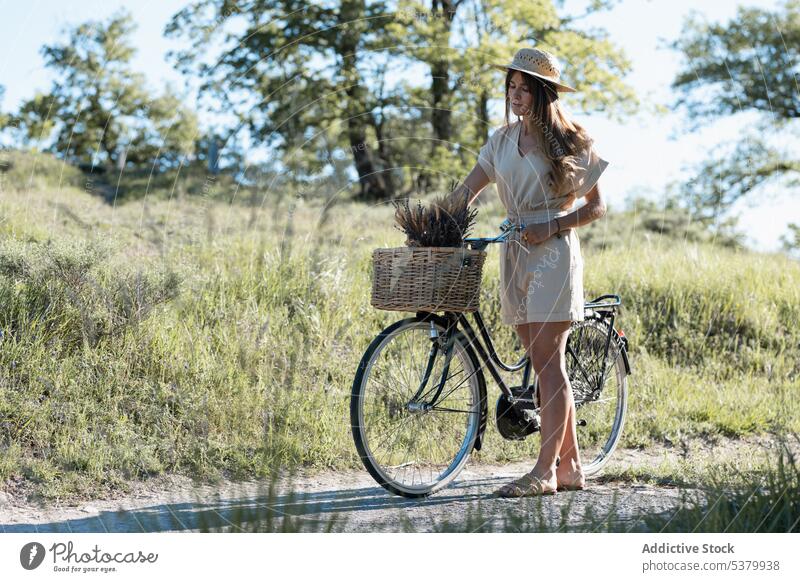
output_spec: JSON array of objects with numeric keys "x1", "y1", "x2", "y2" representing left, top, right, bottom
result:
[{"x1": 490, "y1": 63, "x2": 576, "y2": 93}]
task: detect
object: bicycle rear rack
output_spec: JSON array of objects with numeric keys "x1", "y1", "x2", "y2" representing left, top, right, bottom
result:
[
  {"x1": 584, "y1": 293, "x2": 623, "y2": 323},
  {"x1": 582, "y1": 294, "x2": 632, "y2": 375}
]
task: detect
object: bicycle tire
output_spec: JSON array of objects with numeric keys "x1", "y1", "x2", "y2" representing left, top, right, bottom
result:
[
  {"x1": 564, "y1": 317, "x2": 628, "y2": 475},
  {"x1": 351, "y1": 317, "x2": 483, "y2": 498}
]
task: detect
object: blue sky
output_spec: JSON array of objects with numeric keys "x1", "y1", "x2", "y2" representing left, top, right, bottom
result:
[{"x1": 0, "y1": 0, "x2": 797, "y2": 252}]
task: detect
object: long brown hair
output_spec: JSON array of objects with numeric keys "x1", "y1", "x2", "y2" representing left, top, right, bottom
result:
[{"x1": 503, "y1": 69, "x2": 593, "y2": 195}]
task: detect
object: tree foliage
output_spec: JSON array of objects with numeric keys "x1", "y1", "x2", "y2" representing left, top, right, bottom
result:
[
  {"x1": 671, "y1": 1, "x2": 800, "y2": 124},
  {"x1": 0, "y1": 85, "x2": 8, "y2": 133},
  {"x1": 780, "y1": 222, "x2": 800, "y2": 255},
  {"x1": 670, "y1": 0, "x2": 800, "y2": 220},
  {"x1": 7, "y1": 10, "x2": 198, "y2": 170}
]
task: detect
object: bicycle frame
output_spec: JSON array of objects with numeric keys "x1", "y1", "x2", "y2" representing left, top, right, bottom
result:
[{"x1": 409, "y1": 296, "x2": 627, "y2": 411}]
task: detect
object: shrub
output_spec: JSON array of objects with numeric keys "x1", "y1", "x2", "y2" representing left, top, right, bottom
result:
[{"x1": 0, "y1": 237, "x2": 181, "y2": 351}]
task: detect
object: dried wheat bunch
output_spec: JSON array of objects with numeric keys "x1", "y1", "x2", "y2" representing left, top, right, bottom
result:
[{"x1": 392, "y1": 188, "x2": 478, "y2": 247}]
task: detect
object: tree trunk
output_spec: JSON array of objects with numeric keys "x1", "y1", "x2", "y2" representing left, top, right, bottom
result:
[
  {"x1": 429, "y1": 0, "x2": 457, "y2": 148},
  {"x1": 348, "y1": 124, "x2": 387, "y2": 200},
  {"x1": 371, "y1": 113, "x2": 396, "y2": 199},
  {"x1": 416, "y1": 0, "x2": 458, "y2": 193},
  {"x1": 431, "y1": 58, "x2": 452, "y2": 146},
  {"x1": 340, "y1": 0, "x2": 390, "y2": 201},
  {"x1": 477, "y1": 89, "x2": 489, "y2": 142}
]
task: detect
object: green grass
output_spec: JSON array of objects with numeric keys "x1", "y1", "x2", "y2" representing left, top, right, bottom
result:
[
  {"x1": 644, "y1": 443, "x2": 800, "y2": 533},
  {"x1": 434, "y1": 441, "x2": 800, "y2": 532},
  {"x1": 0, "y1": 151, "x2": 798, "y2": 501}
]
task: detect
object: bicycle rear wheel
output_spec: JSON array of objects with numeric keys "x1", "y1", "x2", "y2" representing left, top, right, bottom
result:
[
  {"x1": 350, "y1": 318, "x2": 483, "y2": 498},
  {"x1": 565, "y1": 317, "x2": 628, "y2": 475}
]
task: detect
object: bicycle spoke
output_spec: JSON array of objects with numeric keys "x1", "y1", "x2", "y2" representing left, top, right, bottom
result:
[
  {"x1": 422, "y1": 364, "x2": 481, "y2": 407},
  {"x1": 404, "y1": 331, "x2": 430, "y2": 391},
  {"x1": 397, "y1": 416, "x2": 417, "y2": 484},
  {"x1": 582, "y1": 397, "x2": 615, "y2": 405},
  {"x1": 418, "y1": 414, "x2": 460, "y2": 476},
  {"x1": 411, "y1": 352, "x2": 463, "y2": 404},
  {"x1": 363, "y1": 374, "x2": 407, "y2": 402},
  {"x1": 368, "y1": 412, "x2": 419, "y2": 456}
]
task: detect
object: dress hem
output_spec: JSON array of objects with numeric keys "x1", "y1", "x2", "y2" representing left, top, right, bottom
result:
[{"x1": 502, "y1": 310, "x2": 585, "y2": 325}]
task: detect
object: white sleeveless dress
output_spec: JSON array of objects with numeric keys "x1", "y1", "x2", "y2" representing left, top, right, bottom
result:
[{"x1": 476, "y1": 120, "x2": 610, "y2": 324}]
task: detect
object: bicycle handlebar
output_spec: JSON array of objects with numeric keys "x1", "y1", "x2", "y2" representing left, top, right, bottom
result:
[{"x1": 463, "y1": 218, "x2": 522, "y2": 251}]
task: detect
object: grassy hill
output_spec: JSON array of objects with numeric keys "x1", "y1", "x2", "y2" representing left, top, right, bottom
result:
[
  {"x1": 0, "y1": 151, "x2": 798, "y2": 500},
  {"x1": 0, "y1": 149, "x2": 252, "y2": 205}
]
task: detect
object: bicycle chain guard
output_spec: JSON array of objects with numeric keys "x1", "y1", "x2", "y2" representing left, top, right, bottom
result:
[{"x1": 495, "y1": 386, "x2": 541, "y2": 441}]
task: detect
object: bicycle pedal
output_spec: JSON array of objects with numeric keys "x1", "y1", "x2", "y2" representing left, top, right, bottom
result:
[{"x1": 522, "y1": 410, "x2": 541, "y2": 431}]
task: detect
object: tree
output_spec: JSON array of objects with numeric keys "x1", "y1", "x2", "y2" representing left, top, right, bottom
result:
[
  {"x1": 167, "y1": 0, "x2": 399, "y2": 200},
  {"x1": 166, "y1": 0, "x2": 636, "y2": 200},
  {"x1": 670, "y1": 0, "x2": 800, "y2": 221},
  {"x1": 9, "y1": 10, "x2": 198, "y2": 170},
  {"x1": 125, "y1": 89, "x2": 199, "y2": 168},
  {"x1": 0, "y1": 85, "x2": 8, "y2": 134},
  {"x1": 7, "y1": 93, "x2": 58, "y2": 150},
  {"x1": 384, "y1": 0, "x2": 636, "y2": 188}
]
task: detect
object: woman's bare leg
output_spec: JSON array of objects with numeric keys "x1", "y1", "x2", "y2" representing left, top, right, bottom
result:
[
  {"x1": 517, "y1": 321, "x2": 572, "y2": 487},
  {"x1": 538, "y1": 322, "x2": 584, "y2": 487},
  {"x1": 556, "y1": 384, "x2": 585, "y2": 488},
  {"x1": 505, "y1": 321, "x2": 584, "y2": 492}
]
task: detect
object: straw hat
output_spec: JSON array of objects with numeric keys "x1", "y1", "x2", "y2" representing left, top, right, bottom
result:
[{"x1": 491, "y1": 48, "x2": 576, "y2": 93}]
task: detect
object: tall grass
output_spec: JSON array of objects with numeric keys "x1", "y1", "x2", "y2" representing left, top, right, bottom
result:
[
  {"x1": 0, "y1": 155, "x2": 798, "y2": 500},
  {"x1": 641, "y1": 440, "x2": 800, "y2": 533}
]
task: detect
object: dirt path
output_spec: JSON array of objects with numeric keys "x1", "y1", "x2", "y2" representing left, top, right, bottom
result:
[
  {"x1": 0, "y1": 461, "x2": 683, "y2": 533},
  {"x1": 0, "y1": 437, "x2": 792, "y2": 533}
]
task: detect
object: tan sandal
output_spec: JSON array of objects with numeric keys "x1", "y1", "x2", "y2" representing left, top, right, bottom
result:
[{"x1": 493, "y1": 472, "x2": 557, "y2": 498}]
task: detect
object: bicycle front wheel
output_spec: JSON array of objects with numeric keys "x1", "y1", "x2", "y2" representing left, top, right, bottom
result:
[{"x1": 351, "y1": 318, "x2": 483, "y2": 498}]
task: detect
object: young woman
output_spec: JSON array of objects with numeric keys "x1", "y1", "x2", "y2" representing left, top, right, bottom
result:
[{"x1": 450, "y1": 47, "x2": 610, "y2": 497}]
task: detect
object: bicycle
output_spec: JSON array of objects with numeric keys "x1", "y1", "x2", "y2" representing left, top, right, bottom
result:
[{"x1": 350, "y1": 219, "x2": 632, "y2": 498}]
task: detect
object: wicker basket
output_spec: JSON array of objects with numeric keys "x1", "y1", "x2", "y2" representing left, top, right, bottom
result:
[{"x1": 371, "y1": 246, "x2": 487, "y2": 313}]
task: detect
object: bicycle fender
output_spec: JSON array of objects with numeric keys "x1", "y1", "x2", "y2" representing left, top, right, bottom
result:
[
  {"x1": 414, "y1": 312, "x2": 489, "y2": 451},
  {"x1": 620, "y1": 346, "x2": 631, "y2": 376},
  {"x1": 618, "y1": 335, "x2": 632, "y2": 376}
]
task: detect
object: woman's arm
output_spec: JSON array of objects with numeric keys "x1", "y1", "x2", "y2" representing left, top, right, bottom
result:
[
  {"x1": 552, "y1": 183, "x2": 607, "y2": 232},
  {"x1": 521, "y1": 183, "x2": 606, "y2": 245},
  {"x1": 449, "y1": 163, "x2": 492, "y2": 206}
]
